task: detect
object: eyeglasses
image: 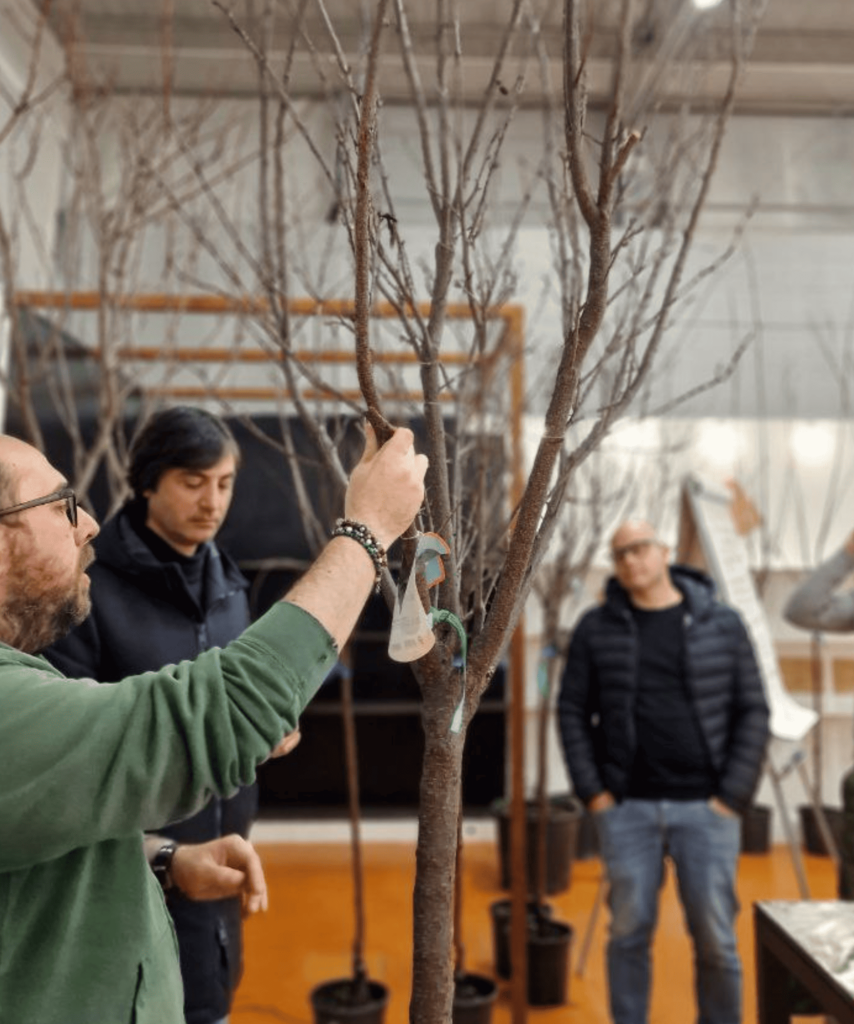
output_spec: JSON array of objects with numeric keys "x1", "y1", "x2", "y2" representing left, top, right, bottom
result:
[
  {"x1": 0, "y1": 487, "x2": 78, "y2": 528},
  {"x1": 612, "y1": 538, "x2": 660, "y2": 563}
]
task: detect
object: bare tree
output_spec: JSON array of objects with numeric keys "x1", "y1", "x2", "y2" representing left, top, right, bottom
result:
[{"x1": 2, "y1": 1, "x2": 769, "y2": 1022}]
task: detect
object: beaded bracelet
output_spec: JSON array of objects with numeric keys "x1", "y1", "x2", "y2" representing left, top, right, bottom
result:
[{"x1": 332, "y1": 518, "x2": 388, "y2": 592}]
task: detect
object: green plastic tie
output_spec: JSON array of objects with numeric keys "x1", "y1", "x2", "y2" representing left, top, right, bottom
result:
[
  {"x1": 538, "y1": 644, "x2": 558, "y2": 697},
  {"x1": 537, "y1": 657, "x2": 549, "y2": 697},
  {"x1": 431, "y1": 607, "x2": 468, "y2": 734}
]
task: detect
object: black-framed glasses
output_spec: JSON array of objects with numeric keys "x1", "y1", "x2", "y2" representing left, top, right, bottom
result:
[
  {"x1": 0, "y1": 487, "x2": 78, "y2": 528},
  {"x1": 612, "y1": 538, "x2": 660, "y2": 563}
]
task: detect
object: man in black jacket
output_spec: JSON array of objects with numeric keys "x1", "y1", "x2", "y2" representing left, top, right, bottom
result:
[
  {"x1": 44, "y1": 406, "x2": 281, "y2": 1024},
  {"x1": 558, "y1": 519, "x2": 769, "y2": 1024}
]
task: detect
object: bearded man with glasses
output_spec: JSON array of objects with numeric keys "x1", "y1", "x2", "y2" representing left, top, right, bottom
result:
[
  {"x1": 0, "y1": 483, "x2": 94, "y2": 652},
  {"x1": 0, "y1": 424, "x2": 427, "y2": 1024}
]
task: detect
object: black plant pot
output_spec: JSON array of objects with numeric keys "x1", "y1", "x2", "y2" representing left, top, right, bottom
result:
[
  {"x1": 740, "y1": 803, "x2": 772, "y2": 854},
  {"x1": 489, "y1": 898, "x2": 572, "y2": 1006},
  {"x1": 490, "y1": 898, "x2": 552, "y2": 980},
  {"x1": 492, "y1": 793, "x2": 583, "y2": 895},
  {"x1": 453, "y1": 971, "x2": 498, "y2": 1024},
  {"x1": 527, "y1": 916, "x2": 573, "y2": 1007},
  {"x1": 799, "y1": 805, "x2": 844, "y2": 857},
  {"x1": 309, "y1": 977, "x2": 389, "y2": 1024}
]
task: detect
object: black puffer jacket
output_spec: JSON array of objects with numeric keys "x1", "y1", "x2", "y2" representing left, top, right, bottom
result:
[
  {"x1": 557, "y1": 565, "x2": 770, "y2": 813},
  {"x1": 43, "y1": 503, "x2": 255, "y2": 1024}
]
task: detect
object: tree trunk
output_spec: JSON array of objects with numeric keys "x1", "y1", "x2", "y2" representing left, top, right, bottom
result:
[{"x1": 410, "y1": 668, "x2": 469, "y2": 1024}]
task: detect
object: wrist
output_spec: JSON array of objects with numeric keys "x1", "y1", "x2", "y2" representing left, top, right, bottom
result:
[
  {"x1": 332, "y1": 518, "x2": 388, "y2": 591},
  {"x1": 343, "y1": 512, "x2": 395, "y2": 552}
]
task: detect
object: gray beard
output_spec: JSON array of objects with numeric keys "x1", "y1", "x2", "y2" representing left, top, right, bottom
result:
[
  {"x1": 1, "y1": 543, "x2": 92, "y2": 654},
  {"x1": 10, "y1": 588, "x2": 91, "y2": 654}
]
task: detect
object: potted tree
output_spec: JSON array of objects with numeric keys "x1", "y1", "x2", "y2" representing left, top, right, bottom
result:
[
  {"x1": 798, "y1": 633, "x2": 842, "y2": 858},
  {"x1": 490, "y1": 638, "x2": 584, "y2": 896},
  {"x1": 452, "y1": 816, "x2": 499, "y2": 1024},
  {"x1": 309, "y1": 651, "x2": 390, "y2": 1024},
  {"x1": 490, "y1": 495, "x2": 616, "y2": 1003}
]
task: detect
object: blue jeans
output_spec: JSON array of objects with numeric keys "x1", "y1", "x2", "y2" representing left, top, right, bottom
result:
[{"x1": 595, "y1": 798, "x2": 742, "y2": 1024}]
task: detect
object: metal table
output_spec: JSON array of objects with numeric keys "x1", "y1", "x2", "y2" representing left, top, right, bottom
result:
[{"x1": 755, "y1": 901, "x2": 854, "y2": 1024}]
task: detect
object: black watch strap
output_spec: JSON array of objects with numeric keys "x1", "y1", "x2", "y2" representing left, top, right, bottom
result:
[{"x1": 151, "y1": 840, "x2": 178, "y2": 892}]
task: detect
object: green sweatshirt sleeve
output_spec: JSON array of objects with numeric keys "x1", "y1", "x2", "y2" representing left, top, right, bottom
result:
[{"x1": 0, "y1": 601, "x2": 337, "y2": 872}]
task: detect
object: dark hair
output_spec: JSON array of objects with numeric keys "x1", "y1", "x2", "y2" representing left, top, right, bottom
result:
[{"x1": 128, "y1": 407, "x2": 241, "y2": 497}]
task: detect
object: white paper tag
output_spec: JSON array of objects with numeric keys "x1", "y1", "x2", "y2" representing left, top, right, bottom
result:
[{"x1": 388, "y1": 558, "x2": 436, "y2": 663}]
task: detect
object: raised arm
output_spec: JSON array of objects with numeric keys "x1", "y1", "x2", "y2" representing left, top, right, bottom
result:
[{"x1": 284, "y1": 423, "x2": 427, "y2": 648}]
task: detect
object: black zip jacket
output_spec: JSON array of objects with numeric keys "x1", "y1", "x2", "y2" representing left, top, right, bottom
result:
[
  {"x1": 557, "y1": 565, "x2": 770, "y2": 814},
  {"x1": 43, "y1": 503, "x2": 255, "y2": 1024}
]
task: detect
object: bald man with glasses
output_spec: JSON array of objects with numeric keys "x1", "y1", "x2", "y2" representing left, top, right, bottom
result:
[{"x1": 558, "y1": 518, "x2": 770, "y2": 1024}]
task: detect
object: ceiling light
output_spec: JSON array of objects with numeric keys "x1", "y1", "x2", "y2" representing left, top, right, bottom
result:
[
  {"x1": 692, "y1": 0, "x2": 724, "y2": 8},
  {"x1": 790, "y1": 422, "x2": 835, "y2": 468},
  {"x1": 695, "y1": 421, "x2": 744, "y2": 470}
]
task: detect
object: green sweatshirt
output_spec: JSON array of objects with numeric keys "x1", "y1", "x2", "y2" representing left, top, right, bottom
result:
[{"x1": 0, "y1": 601, "x2": 337, "y2": 1024}]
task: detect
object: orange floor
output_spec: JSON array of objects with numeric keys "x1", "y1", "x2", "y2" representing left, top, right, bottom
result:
[{"x1": 231, "y1": 839, "x2": 836, "y2": 1024}]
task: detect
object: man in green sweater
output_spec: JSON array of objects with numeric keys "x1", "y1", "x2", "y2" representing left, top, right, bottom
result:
[{"x1": 0, "y1": 423, "x2": 426, "y2": 1024}]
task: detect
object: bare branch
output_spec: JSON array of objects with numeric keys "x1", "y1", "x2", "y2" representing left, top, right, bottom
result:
[{"x1": 354, "y1": 0, "x2": 393, "y2": 441}]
